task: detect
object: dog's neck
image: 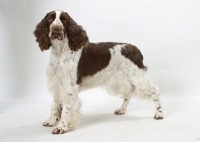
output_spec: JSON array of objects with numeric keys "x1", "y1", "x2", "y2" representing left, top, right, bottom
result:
[
  {"x1": 49, "y1": 36, "x2": 83, "y2": 67},
  {"x1": 50, "y1": 36, "x2": 70, "y2": 54}
]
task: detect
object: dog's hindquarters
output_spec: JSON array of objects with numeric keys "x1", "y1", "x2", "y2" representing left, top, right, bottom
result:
[
  {"x1": 79, "y1": 43, "x2": 163, "y2": 119},
  {"x1": 114, "y1": 69, "x2": 163, "y2": 119},
  {"x1": 109, "y1": 45, "x2": 163, "y2": 119},
  {"x1": 131, "y1": 76, "x2": 163, "y2": 119},
  {"x1": 111, "y1": 67, "x2": 162, "y2": 117}
]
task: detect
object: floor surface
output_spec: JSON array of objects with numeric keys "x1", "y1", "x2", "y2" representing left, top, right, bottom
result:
[{"x1": 0, "y1": 99, "x2": 200, "y2": 142}]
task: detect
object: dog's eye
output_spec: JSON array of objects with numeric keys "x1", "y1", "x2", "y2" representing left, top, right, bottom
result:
[
  {"x1": 61, "y1": 18, "x2": 66, "y2": 22},
  {"x1": 48, "y1": 18, "x2": 54, "y2": 23}
]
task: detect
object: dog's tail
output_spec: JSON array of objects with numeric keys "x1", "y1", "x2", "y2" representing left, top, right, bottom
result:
[{"x1": 137, "y1": 48, "x2": 148, "y2": 71}]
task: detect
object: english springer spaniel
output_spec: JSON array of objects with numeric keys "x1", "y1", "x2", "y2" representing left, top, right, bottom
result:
[{"x1": 33, "y1": 10, "x2": 163, "y2": 134}]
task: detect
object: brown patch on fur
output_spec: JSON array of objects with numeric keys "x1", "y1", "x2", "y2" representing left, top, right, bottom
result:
[
  {"x1": 121, "y1": 44, "x2": 147, "y2": 70},
  {"x1": 61, "y1": 12, "x2": 89, "y2": 51},
  {"x1": 50, "y1": 25, "x2": 63, "y2": 40},
  {"x1": 33, "y1": 11, "x2": 56, "y2": 51},
  {"x1": 77, "y1": 42, "x2": 147, "y2": 84},
  {"x1": 77, "y1": 42, "x2": 116, "y2": 84}
]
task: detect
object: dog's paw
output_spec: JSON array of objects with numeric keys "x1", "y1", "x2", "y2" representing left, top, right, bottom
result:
[
  {"x1": 43, "y1": 119, "x2": 57, "y2": 127},
  {"x1": 52, "y1": 127, "x2": 68, "y2": 134},
  {"x1": 154, "y1": 112, "x2": 164, "y2": 120},
  {"x1": 52, "y1": 128, "x2": 66, "y2": 134},
  {"x1": 52, "y1": 121, "x2": 69, "y2": 134},
  {"x1": 114, "y1": 108, "x2": 126, "y2": 115}
]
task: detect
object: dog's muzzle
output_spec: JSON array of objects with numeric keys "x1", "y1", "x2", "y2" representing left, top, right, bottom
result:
[{"x1": 50, "y1": 25, "x2": 64, "y2": 40}]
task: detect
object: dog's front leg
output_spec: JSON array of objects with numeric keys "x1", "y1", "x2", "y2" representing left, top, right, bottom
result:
[
  {"x1": 43, "y1": 99, "x2": 62, "y2": 127},
  {"x1": 52, "y1": 90, "x2": 79, "y2": 134}
]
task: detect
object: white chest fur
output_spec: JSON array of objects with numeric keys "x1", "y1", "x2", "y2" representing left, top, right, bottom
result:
[{"x1": 46, "y1": 38, "x2": 82, "y2": 100}]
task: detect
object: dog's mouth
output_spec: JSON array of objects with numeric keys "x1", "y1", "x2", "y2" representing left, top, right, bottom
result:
[{"x1": 50, "y1": 35, "x2": 63, "y2": 40}]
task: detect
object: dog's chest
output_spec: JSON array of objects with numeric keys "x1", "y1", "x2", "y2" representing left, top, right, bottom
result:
[
  {"x1": 50, "y1": 48, "x2": 77, "y2": 71},
  {"x1": 47, "y1": 41, "x2": 82, "y2": 84}
]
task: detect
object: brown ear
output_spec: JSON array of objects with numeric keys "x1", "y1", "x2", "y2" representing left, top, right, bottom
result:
[
  {"x1": 66, "y1": 14, "x2": 89, "y2": 51},
  {"x1": 33, "y1": 13, "x2": 51, "y2": 51}
]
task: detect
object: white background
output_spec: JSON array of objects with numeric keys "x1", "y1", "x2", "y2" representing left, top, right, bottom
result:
[
  {"x1": 0, "y1": 0, "x2": 200, "y2": 141},
  {"x1": 0, "y1": 0, "x2": 200, "y2": 101}
]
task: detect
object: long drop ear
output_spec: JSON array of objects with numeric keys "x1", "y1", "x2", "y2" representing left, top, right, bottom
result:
[
  {"x1": 33, "y1": 14, "x2": 51, "y2": 51},
  {"x1": 66, "y1": 14, "x2": 89, "y2": 51}
]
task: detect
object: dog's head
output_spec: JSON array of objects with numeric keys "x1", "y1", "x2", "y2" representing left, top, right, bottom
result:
[{"x1": 33, "y1": 10, "x2": 89, "y2": 51}]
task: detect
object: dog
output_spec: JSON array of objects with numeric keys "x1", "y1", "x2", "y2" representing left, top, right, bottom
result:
[{"x1": 33, "y1": 10, "x2": 163, "y2": 134}]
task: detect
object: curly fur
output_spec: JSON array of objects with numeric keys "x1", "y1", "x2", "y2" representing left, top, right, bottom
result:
[
  {"x1": 33, "y1": 11, "x2": 89, "y2": 52},
  {"x1": 33, "y1": 13, "x2": 52, "y2": 51},
  {"x1": 66, "y1": 14, "x2": 89, "y2": 51}
]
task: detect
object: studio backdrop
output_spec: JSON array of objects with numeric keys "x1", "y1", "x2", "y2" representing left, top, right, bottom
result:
[{"x1": 0, "y1": 0, "x2": 200, "y2": 101}]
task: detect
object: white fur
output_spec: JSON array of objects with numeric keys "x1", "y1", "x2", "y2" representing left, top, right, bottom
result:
[
  {"x1": 43, "y1": 10, "x2": 163, "y2": 134},
  {"x1": 44, "y1": 37, "x2": 83, "y2": 133},
  {"x1": 80, "y1": 44, "x2": 149, "y2": 98},
  {"x1": 49, "y1": 10, "x2": 64, "y2": 38}
]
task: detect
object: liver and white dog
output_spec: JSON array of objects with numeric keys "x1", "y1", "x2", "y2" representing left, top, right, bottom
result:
[{"x1": 33, "y1": 10, "x2": 163, "y2": 134}]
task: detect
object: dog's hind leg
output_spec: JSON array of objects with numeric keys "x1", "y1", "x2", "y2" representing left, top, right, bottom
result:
[
  {"x1": 136, "y1": 81, "x2": 164, "y2": 119},
  {"x1": 149, "y1": 85, "x2": 164, "y2": 120},
  {"x1": 114, "y1": 92, "x2": 132, "y2": 115}
]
